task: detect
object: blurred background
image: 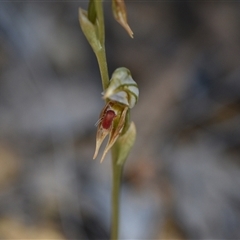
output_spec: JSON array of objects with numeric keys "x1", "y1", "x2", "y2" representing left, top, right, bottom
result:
[{"x1": 1, "y1": 1, "x2": 240, "y2": 239}]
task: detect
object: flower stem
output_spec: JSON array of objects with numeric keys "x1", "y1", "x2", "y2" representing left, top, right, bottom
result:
[
  {"x1": 94, "y1": 0, "x2": 109, "y2": 90},
  {"x1": 111, "y1": 152, "x2": 123, "y2": 240},
  {"x1": 96, "y1": 49, "x2": 109, "y2": 91},
  {"x1": 94, "y1": 0, "x2": 105, "y2": 46}
]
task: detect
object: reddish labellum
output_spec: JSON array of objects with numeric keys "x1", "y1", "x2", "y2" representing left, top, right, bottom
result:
[{"x1": 102, "y1": 110, "x2": 116, "y2": 129}]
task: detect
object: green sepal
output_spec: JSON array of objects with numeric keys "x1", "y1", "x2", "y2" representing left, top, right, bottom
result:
[
  {"x1": 112, "y1": 121, "x2": 136, "y2": 166},
  {"x1": 78, "y1": 8, "x2": 102, "y2": 53}
]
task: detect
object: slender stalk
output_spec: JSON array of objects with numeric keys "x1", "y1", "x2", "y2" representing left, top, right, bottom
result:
[
  {"x1": 111, "y1": 153, "x2": 123, "y2": 240},
  {"x1": 94, "y1": 0, "x2": 109, "y2": 90},
  {"x1": 96, "y1": 49, "x2": 109, "y2": 90},
  {"x1": 94, "y1": 0, "x2": 105, "y2": 46}
]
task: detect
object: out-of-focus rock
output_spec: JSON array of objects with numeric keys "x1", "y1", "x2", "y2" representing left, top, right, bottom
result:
[
  {"x1": 0, "y1": 217, "x2": 65, "y2": 239},
  {"x1": 0, "y1": 143, "x2": 21, "y2": 190}
]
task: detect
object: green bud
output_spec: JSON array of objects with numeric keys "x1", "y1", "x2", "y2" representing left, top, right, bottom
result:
[{"x1": 78, "y1": 8, "x2": 102, "y2": 53}]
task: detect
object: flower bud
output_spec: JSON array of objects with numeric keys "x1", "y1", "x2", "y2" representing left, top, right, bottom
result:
[{"x1": 112, "y1": 0, "x2": 133, "y2": 38}]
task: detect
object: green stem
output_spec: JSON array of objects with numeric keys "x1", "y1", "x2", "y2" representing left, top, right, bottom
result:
[
  {"x1": 94, "y1": 0, "x2": 104, "y2": 46},
  {"x1": 94, "y1": 0, "x2": 109, "y2": 90},
  {"x1": 111, "y1": 153, "x2": 123, "y2": 240},
  {"x1": 96, "y1": 49, "x2": 109, "y2": 90}
]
